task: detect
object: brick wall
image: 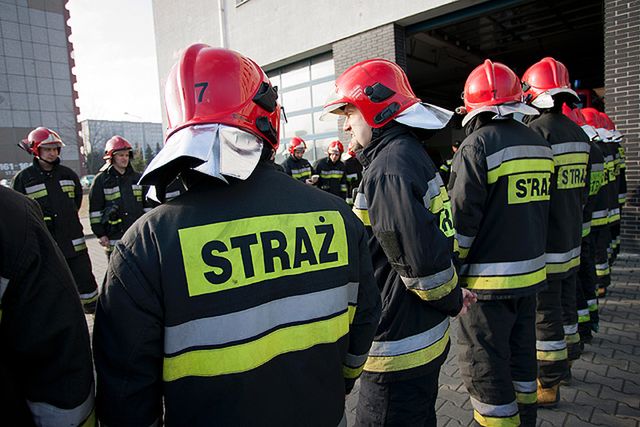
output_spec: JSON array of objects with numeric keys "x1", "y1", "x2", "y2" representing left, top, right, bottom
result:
[
  {"x1": 605, "y1": 0, "x2": 640, "y2": 253},
  {"x1": 332, "y1": 24, "x2": 407, "y2": 143}
]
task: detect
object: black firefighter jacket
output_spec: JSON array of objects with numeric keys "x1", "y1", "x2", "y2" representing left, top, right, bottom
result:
[
  {"x1": 352, "y1": 124, "x2": 463, "y2": 383},
  {"x1": 448, "y1": 116, "x2": 553, "y2": 299},
  {"x1": 313, "y1": 156, "x2": 348, "y2": 199},
  {"x1": 281, "y1": 155, "x2": 313, "y2": 182},
  {"x1": 0, "y1": 187, "x2": 94, "y2": 426},
  {"x1": 527, "y1": 112, "x2": 591, "y2": 280},
  {"x1": 12, "y1": 159, "x2": 87, "y2": 259},
  {"x1": 88, "y1": 164, "x2": 149, "y2": 242},
  {"x1": 93, "y1": 163, "x2": 381, "y2": 427}
]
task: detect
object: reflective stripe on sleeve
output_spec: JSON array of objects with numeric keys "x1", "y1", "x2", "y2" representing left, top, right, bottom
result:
[
  {"x1": 89, "y1": 211, "x2": 102, "y2": 224},
  {"x1": 546, "y1": 246, "x2": 581, "y2": 275},
  {"x1": 587, "y1": 299, "x2": 598, "y2": 312},
  {"x1": 103, "y1": 186, "x2": 121, "y2": 201},
  {"x1": 595, "y1": 262, "x2": 610, "y2": 277},
  {"x1": 72, "y1": 237, "x2": 87, "y2": 252},
  {"x1": 578, "y1": 309, "x2": 590, "y2": 323},
  {"x1": 401, "y1": 262, "x2": 457, "y2": 301},
  {"x1": 24, "y1": 183, "x2": 48, "y2": 199},
  {"x1": 485, "y1": 145, "x2": 554, "y2": 184},
  {"x1": 353, "y1": 193, "x2": 370, "y2": 226},
  {"x1": 582, "y1": 221, "x2": 591, "y2": 238},
  {"x1": 79, "y1": 289, "x2": 99, "y2": 304},
  {"x1": 470, "y1": 397, "x2": 519, "y2": 427},
  {"x1": 27, "y1": 388, "x2": 94, "y2": 427},
  {"x1": 364, "y1": 318, "x2": 449, "y2": 373},
  {"x1": 459, "y1": 254, "x2": 546, "y2": 291},
  {"x1": 343, "y1": 351, "x2": 369, "y2": 379},
  {"x1": 536, "y1": 340, "x2": 568, "y2": 361},
  {"x1": 455, "y1": 233, "x2": 475, "y2": 260}
]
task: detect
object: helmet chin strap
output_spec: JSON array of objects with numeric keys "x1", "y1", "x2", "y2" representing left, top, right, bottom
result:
[{"x1": 37, "y1": 156, "x2": 61, "y2": 166}]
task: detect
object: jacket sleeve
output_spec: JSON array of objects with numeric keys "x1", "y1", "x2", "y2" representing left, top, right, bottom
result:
[
  {"x1": 448, "y1": 143, "x2": 487, "y2": 267},
  {"x1": 94, "y1": 240, "x2": 164, "y2": 427},
  {"x1": 281, "y1": 159, "x2": 292, "y2": 176},
  {"x1": 12, "y1": 171, "x2": 26, "y2": 195},
  {"x1": 73, "y1": 172, "x2": 83, "y2": 210},
  {"x1": 340, "y1": 170, "x2": 348, "y2": 200},
  {"x1": 1, "y1": 195, "x2": 95, "y2": 426},
  {"x1": 343, "y1": 225, "x2": 381, "y2": 393},
  {"x1": 88, "y1": 175, "x2": 106, "y2": 237},
  {"x1": 365, "y1": 173, "x2": 462, "y2": 317}
]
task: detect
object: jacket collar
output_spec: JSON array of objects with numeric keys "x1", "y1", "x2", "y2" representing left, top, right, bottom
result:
[{"x1": 356, "y1": 123, "x2": 411, "y2": 168}]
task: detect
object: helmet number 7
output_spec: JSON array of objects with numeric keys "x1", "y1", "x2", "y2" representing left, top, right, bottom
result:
[{"x1": 195, "y1": 82, "x2": 209, "y2": 103}]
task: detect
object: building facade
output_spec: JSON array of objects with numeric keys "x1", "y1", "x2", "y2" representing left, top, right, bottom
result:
[
  {"x1": 0, "y1": 0, "x2": 82, "y2": 179},
  {"x1": 152, "y1": 0, "x2": 639, "y2": 252}
]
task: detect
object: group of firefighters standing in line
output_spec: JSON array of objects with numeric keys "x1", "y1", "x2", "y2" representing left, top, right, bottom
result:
[{"x1": 0, "y1": 41, "x2": 627, "y2": 427}]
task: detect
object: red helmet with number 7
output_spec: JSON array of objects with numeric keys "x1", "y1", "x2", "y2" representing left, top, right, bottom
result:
[
  {"x1": 164, "y1": 44, "x2": 281, "y2": 149},
  {"x1": 321, "y1": 59, "x2": 419, "y2": 128},
  {"x1": 21, "y1": 127, "x2": 64, "y2": 156}
]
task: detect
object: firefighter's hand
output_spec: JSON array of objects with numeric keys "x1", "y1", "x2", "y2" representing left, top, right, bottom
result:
[
  {"x1": 456, "y1": 288, "x2": 477, "y2": 317},
  {"x1": 98, "y1": 236, "x2": 109, "y2": 247}
]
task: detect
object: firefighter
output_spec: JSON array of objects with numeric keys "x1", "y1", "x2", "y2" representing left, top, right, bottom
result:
[
  {"x1": 522, "y1": 57, "x2": 591, "y2": 405},
  {"x1": 88, "y1": 136, "x2": 150, "y2": 258},
  {"x1": 281, "y1": 136, "x2": 314, "y2": 182},
  {"x1": 582, "y1": 108, "x2": 615, "y2": 297},
  {"x1": 0, "y1": 186, "x2": 95, "y2": 426},
  {"x1": 438, "y1": 140, "x2": 460, "y2": 186},
  {"x1": 93, "y1": 44, "x2": 381, "y2": 426},
  {"x1": 12, "y1": 127, "x2": 98, "y2": 313},
  {"x1": 449, "y1": 60, "x2": 553, "y2": 427},
  {"x1": 343, "y1": 142, "x2": 363, "y2": 206},
  {"x1": 313, "y1": 140, "x2": 348, "y2": 199},
  {"x1": 563, "y1": 106, "x2": 604, "y2": 347},
  {"x1": 322, "y1": 58, "x2": 474, "y2": 426}
]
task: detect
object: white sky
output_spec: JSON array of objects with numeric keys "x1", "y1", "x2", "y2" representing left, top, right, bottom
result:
[{"x1": 67, "y1": 0, "x2": 162, "y2": 123}]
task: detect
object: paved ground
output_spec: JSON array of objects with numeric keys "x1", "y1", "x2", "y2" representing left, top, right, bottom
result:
[{"x1": 81, "y1": 214, "x2": 639, "y2": 426}]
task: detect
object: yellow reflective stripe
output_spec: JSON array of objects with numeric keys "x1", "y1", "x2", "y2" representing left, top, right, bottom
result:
[
  {"x1": 461, "y1": 268, "x2": 546, "y2": 291},
  {"x1": 353, "y1": 208, "x2": 371, "y2": 226},
  {"x1": 82, "y1": 294, "x2": 98, "y2": 304},
  {"x1": 320, "y1": 173, "x2": 344, "y2": 179},
  {"x1": 553, "y1": 152, "x2": 589, "y2": 166},
  {"x1": 565, "y1": 333, "x2": 580, "y2": 344},
  {"x1": 343, "y1": 363, "x2": 364, "y2": 379},
  {"x1": 163, "y1": 311, "x2": 349, "y2": 381},
  {"x1": 364, "y1": 329, "x2": 449, "y2": 373},
  {"x1": 74, "y1": 243, "x2": 87, "y2": 252},
  {"x1": 578, "y1": 313, "x2": 591, "y2": 323},
  {"x1": 179, "y1": 211, "x2": 348, "y2": 297},
  {"x1": 487, "y1": 158, "x2": 554, "y2": 184},
  {"x1": 409, "y1": 269, "x2": 458, "y2": 301},
  {"x1": 608, "y1": 214, "x2": 621, "y2": 223},
  {"x1": 546, "y1": 256, "x2": 580, "y2": 275},
  {"x1": 291, "y1": 170, "x2": 311, "y2": 179},
  {"x1": 104, "y1": 192, "x2": 121, "y2": 201},
  {"x1": 43, "y1": 216, "x2": 53, "y2": 221},
  {"x1": 27, "y1": 189, "x2": 48, "y2": 199},
  {"x1": 536, "y1": 348, "x2": 568, "y2": 361},
  {"x1": 515, "y1": 391, "x2": 537, "y2": 405},
  {"x1": 90, "y1": 217, "x2": 101, "y2": 224},
  {"x1": 592, "y1": 216, "x2": 609, "y2": 227},
  {"x1": 507, "y1": 172, "x2": 551, "y2": 204},
  {"x1": 473, "y1": 411, "x2": 520, "y2": 427},
  {"x1": 80, "y1": 409, "x2": 96, "y2": 427},
  {"x1": 108, "y1": 218, "x2": 122, "y2": 225},
  {"x1": 60, "y1": 185, "x2": 75, "y2": 192},
  {"x1": 348, "y1": 305, "x2": 356, "y2": 324}
]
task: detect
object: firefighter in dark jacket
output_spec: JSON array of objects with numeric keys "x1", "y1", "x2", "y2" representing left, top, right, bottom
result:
[
  {"x1": 522, "y1": 57, "x2": 591, "y2": 405},
  {"x1": 13, "y1": 127, "x2": 98, "y2": 313},
  {"x1": 281, "y1": 136, "x2": 314, "y2": 182},
  {"x1": 93, "y1": 45, "x2": 381, "y2": 427},
  {"x1": 449, "y1": 60, "x2": 553, "y2": 427},
  {"x1": 322, "y1": 58, "x2": 474, "y2": 426},
  {"x1": 563, "y1": 106, "x2": 604, "y2": 346},
  {"x1": 343, "y1": 143, "x2": 363, "y2": 205},
  {"x1": 313, "y1": 140, "x2": 348, "y2": 199},
  {"x1": 88, "y1": 135, "x2": 150, "y2": 258},
  {"x1": 0, "y1": 186, "x2": 95, "y2": 426}
]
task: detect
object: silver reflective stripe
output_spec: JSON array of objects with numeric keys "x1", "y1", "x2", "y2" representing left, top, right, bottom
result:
[
  {"x1": 591, "y1": 163, "x2": 604, "y2": 172},
  {"x1": 144, "y1": 208, "x2": 152, "y2": 213},
  {"x1": 344, "y1": 352, "x2": 369, "y2": 368},
  {"x1": 455, "y1": 233, "x2": 475, "y2": 248},
  {"x1": 59, "y1": 179, "x2": 75, "y2": 187},
  {"x1": 165, "y1": 283, "x2": 355, "y2": 354},
  {"x1": 512, "y1": 380, "x2": 537, "y2": 393},
  {"x1": 401, "y1": 262, "x2": 455, "y2": 291},
  {"x1": 72, "y1": 237, "x2": 86, "y2": 246},
  {"x1": 27, "y1": 388, "x2": 94, "y2": 427},
  {"x1": 596, "y1": 262, "x2": 609, "y2": 270},
  {"x1": 469, "y1": 396, "x2": 518, "y2": 417},
  {"x1": 103, "y1": 186, "x2": 120, "y2": 195},
  {"x1": 354, "y1": 192, "x2": 368, "y2": 209},
  {"x1": 609, "y1": 207, "x2": 620, "y2": 216},
  {"x1": 346, "y1": 173, "x2": 358, "y2": 180},
  {"x1": 109, "y1": 240, "x2": 120, "y2": 246},
  {"x1": 486, "y1": 145, "x2": 553, "y2": 170},
  {"x1": 291, "y1": 167, "x2": 311, "y2": 174},
  {"x1": 536, "y1": 340, "x2": 566, "y2": 351},
  {"x1": 89, "y1": 211, "x2": 102, "y2": 218},
  {"x1": 577, "y1": 309, "x2": 589, "y2": 316},
  {"x1": 460, "y1": 254, "x2": 545, "y2": 276},
  {"x1": 582, "y1": 221, "x2": 591, "y2": 231},
  {"x1": 618, "y1": 192, "x2": 626, "y2": 199},
  {"x1": 79, "y1": 289, "x2": 98, "y2": 300},
  {"x1": 347, "y1": 281, "x2": 358, "y2": 305},
  {"x1": 320, "y1": 170, "x2": 343, "y2": 176},
  {"x1": 587, "y1": 299, "x2": 597, "y2": 306},
  {"x1": 0, "y1": 277, "x2": 8, "y2": 301},
  {"x1": 368, "y1": 317, "x2": 449, "y2": 357},
  {"x1": 165, "y1": 190, "x2": 181, "y2": 199},
  {"x1": 603, "y1": 155, "x2": 614, "y2": 162},
  {"x1": 563, "y1": 324, "x2": 578, "y2": 335},
  {"x1": 592, "y1": 209, "x2": 608, "y2": 219},
  {"x1": 551, "y1": 141, "x2": 591, "y2": 155},
  {"x1": 132, "y1": 184, "x2": 142, "y2": 190},
  {"x1": 546, "y1": 246, "x2": 581, "y2": 264},
  {"x1": 423, "y1": 175, "x2": 444, "y2": 204},
  {"x1": 24, "y1": 183, "x2": 46, "y2": 194}
]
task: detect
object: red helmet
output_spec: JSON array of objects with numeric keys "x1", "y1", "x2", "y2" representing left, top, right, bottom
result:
[
  {"x1": 104, "y1": 135, "x2": 133, "y2": 160},
  {"x1": 522, "y1": 57, "x2": 576, "y2": 103},
  {"x1": 23, "y1": 127, "x2": 64, "y2": 156},
  {"x1": 288, "y1": 136, "x2": 306, "y2": 154},
  {"x1": 581, "y1": 108, "x2": 604, "y2": 129},
  {"x1": 328, "y1": 140, "x2": 344, "y2": 154},
  {"x1": 322, "y1": 59, "x2": 419, "y2": 128},
  {"x1": 463, "y1": 60, "x2": 522, "y2": 113},
  {"x1": 599, "y1": 112, "x2": 615, "y2": 130},
  {"x1": 164, "y1": 44, "x2": 281, "y2": 149},
  {"x1": 562, "y1": 104, "x2": 584, "y2": 126}
]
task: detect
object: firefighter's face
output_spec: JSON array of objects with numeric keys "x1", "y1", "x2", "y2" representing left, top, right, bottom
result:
[
  {"x1": 343, "y1": 105, "x2": 373, "y2": 148},
  {"x1": 292, "y1": 147, "x2": 305, "y2": 160},
  {"x1": 328, "y1": 149, "x2": 341, "y2": 163},
  {"x1": 38, "y1": 146, "x2": 59, "y2": 162},
  {"x1": 112, "y1": 151, "x2": 130, "y2": 169}
]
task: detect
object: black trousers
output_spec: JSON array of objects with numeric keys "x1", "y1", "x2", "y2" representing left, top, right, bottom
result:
[
  {"x1": 458, "y1": 296, "x2": 537, "y2": 427},
  {"x1": 593, "y1": 226, "x2": 611, "y2": 289},
  {"x1": 66, "y1": 251, "x2": 98, "y2": 310},
  {"x1": 576, "y1": 235, "x2": 597, "y2": 343},
  {"x1": 355, "y1": 369, "x2": 440, "y2": 427}
]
